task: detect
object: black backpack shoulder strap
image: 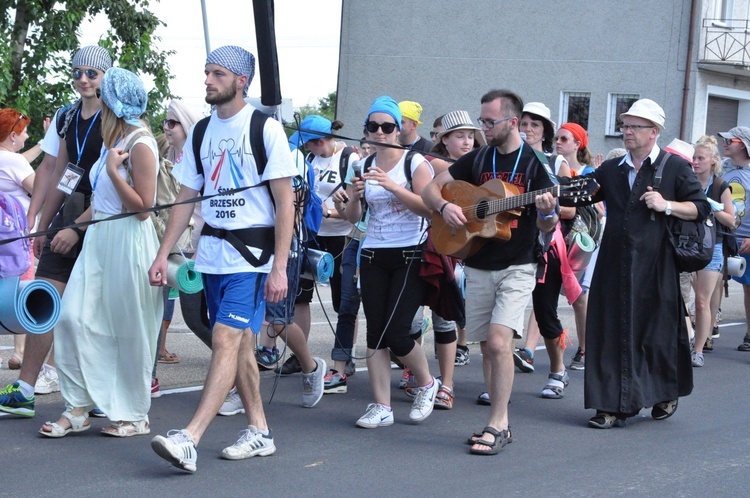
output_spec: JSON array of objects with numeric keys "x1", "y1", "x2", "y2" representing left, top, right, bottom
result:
[
  {"x1": 192, "y1": 116, "x2": 211, "y2": 194},
  {"x1": 403, "y1": 149, "x2": 417, "y2": 191},
  {"x1": 652, "y1": 151, "x2": 671, "y2": 191},
  {"x1": 339, "y1": 146, "x2": 355, "y2": 181},
  {"x1": 363, "y1": 153, "x2": 376, "y2": 174},
  {"x1": 711, "y1": 175, "x2": 724, "y2": 202},
  {"x1": 472, "y1": 145, "x2": 491, "y2": 184},
  {"x1": 305, "y1": 151, "x2": 315, "y2": 165},
  {"x1": 250, "y1": 110, "x2": 271, "y2": 177}
]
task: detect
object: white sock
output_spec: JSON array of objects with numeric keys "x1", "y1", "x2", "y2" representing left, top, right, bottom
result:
[{"x1": 17, "y1": 380, "x2": 34, "y2": 398}]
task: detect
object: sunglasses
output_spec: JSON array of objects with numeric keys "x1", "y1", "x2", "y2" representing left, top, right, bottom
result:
[
  {"x1": 365, "y1": 121, "x2": 398, "y2": 134},
  {"x1": 163, "y1": 119, "x2": 181, "y2": 130},
  {"x1": 723, "y1": 138, "x2": 743, "y2": 146},
  {"x1": 430, "y1": 131, "x2": 439, "y2": 139},
  {"x1": 554, "y1": 135, "x2": 571, "y2": 143},
  {"x1": 73, "y1": 68, "x2": 100, "y2": 81},
  {"x1": 12, "y1": 112, "x2": 26, "y2": 131}
]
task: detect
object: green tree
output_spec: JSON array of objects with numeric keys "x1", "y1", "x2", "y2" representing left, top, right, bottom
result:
[
  {"x1": 0, "y1": 0, "x2": 173, "y2": 143},
  {"x1": 297, "y1": 91, "x2": 336, "y2": 123}
]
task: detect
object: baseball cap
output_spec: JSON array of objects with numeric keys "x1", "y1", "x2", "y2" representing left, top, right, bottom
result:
[{"x1": 718, "y1": 126, "x2": 750, "y2": 156}]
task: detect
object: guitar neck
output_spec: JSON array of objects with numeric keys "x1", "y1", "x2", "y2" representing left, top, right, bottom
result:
[{"x1": 488, "y1": 185, "x2": 560, "y2": 215}]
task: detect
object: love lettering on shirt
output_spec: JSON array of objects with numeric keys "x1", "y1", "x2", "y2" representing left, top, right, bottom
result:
[{"x1": 317, "y1": 168, "x2": 340, "y2": 184}]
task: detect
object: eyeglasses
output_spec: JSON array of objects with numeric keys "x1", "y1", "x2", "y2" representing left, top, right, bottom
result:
[
  {"x1": 430, "y1": 131, "x2": 439, "y2": 139},
  {"x1": 73, "y1": 68, "x2": 100, "y2": 81},
  {"x1": 477, "y1": 116, "x2": 512, "y2": 130},
  {"x1": 554, "y1": 135, "x2": 571, "y2": 143},
  {"x1": 723, "y1": 138, "x2": 743, "y2": 146},
  {"x1": 163, "y1": 119, "x2": 181, "y2": 130},
  {"x1": 365, "y1": 121, "x2": 398, "y2": 134},
  {"x1": 619, "y1": 124, "x2": 655, "y2": 133},
  {"x1": 12, "y1": 112, "x2": 26, "y2": 131}
]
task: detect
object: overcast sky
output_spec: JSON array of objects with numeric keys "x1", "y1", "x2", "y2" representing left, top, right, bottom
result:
[{"x1": 79, "y1": 0, "x2": 342, "y2": 115}]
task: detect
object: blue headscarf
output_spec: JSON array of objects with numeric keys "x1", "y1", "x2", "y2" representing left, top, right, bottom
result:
[
  {"x1": 100, "y1": 67, "x2": 148, "y2": 127},
  {"x1": 298, "y1": 115, "x2": 332, "y2": 144},
  {"x1": 365, "y1": 96, "x2": 402, "y2": 130}
]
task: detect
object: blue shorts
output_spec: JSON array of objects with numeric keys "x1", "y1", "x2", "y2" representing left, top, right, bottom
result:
[
  {"x1": 265, "y1": 240, "x2": 303, "y2": 325},
  {"x1": 703, "y1": 243, "x2": 724, "y2": 273},
  {"x1": 203, "y1": 272, "x2": 267, "y2": 333}
]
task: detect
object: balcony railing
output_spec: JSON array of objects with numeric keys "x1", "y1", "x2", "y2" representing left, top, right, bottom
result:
[{"x1": 702, "y1": 18, "x2": 750, "y2": 66}]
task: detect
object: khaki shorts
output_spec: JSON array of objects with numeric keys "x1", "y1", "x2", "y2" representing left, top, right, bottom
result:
[{"x1": 464, "y1": 263, "x2": 537, "y2": 342}]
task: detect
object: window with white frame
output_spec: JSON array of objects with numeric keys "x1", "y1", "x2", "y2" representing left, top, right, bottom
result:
[
  {"x1": 712, "y1": 0, "x2": 734, "y2": 22},
  {"x1": 560, "y1": 92, "x2": 590, "y2": 129},
  {"x1": 606, "y1": 93, "x2": 640, "y2": 136}
]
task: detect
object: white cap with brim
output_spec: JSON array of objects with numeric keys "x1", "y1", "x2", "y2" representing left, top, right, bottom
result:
[
  {"x1": 620, "y1": 98, "x2": 665, "y2": 131},
  {"x1": 718, "y1": 126, "x2": 750, "y2": 157},
  {"x1": 664, "y1": 138, "x2": 695, "y2": 162}
]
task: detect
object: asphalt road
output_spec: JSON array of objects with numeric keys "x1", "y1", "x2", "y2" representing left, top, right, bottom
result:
[{"x1": 1, "y1": 281, "x2": 749, "y2": 497}]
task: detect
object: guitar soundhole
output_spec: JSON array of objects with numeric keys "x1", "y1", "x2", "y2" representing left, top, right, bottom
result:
[{"x1": 476, "y1": 200, "x2": 489, "y2": 220}]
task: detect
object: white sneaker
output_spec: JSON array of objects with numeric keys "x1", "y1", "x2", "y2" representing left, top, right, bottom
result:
[
  {"x1": 151, "y1": 429, "x2": 197, "y2": 472},
  {"x1": 34, "y1": 364, "x2": 60, "y2": 395},
  {"x1": 221, "y1": 425, "x2": 276, "y2": 460},
  {"x1": 356, "y1": 403, "x2": 394, "y2": 429},
  {"x1": 218, "y1": 387, "x2": 245, "y2": 416},
  {"x1": 409, "y1": 377, "x2": 438, "y2": 423},
  {"x1": 301, "y1": 358, "x2": 326, "y2": 408}
]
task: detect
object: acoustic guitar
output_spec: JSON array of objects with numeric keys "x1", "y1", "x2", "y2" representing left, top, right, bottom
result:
[{"x1": 431, "y1": 177, "x2": 598, "y2": 259}]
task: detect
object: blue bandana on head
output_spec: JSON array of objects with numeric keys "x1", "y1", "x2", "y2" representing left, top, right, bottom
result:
[
  {"x1": 206, "y1": 46, "x2": 256, "y2": 97},
  {"x1": 366, "y1": 96, "x2": 402, "y2": 130},
  {"x1": 100, "y1": 67, "x2": 148, "y2": 127}
]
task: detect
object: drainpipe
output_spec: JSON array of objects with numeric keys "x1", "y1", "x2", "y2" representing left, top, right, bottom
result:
[{"x1": 680, "y1": 0, "x2": 699, "y2": 140}]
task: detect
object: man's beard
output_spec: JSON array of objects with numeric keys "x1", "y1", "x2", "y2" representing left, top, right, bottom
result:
[
  {"x1": 488, "y1": 125, "x2": 510, "y2": 148},
  {"x1": 206, "y1": 84, "x2": 237, "y2": 105}
]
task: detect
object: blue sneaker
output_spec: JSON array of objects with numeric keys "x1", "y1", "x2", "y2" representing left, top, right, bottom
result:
[
  {"x1": 255, "y1": 346, "x2": 280, "y2": 371},
  {"x1": 0, "y1": 382, "x2": 36, "y2": 417}
]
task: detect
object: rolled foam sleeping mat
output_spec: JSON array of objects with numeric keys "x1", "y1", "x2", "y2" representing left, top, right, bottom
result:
[
  {"x1": 301, "y1": 248, "x2": 334, "y2": 283},
  {"x1": 567, "y1": 231, "x2": 596, "y2": 273},
  {"x1": 0, "y1": 277, "x2": 61, "y2": 334},
  {"x1": 454, "y1": 263, "x2": 466, "y2": 300},
  {"x1": 166, "y1": 255, "x2": 203, "y2": 294}
]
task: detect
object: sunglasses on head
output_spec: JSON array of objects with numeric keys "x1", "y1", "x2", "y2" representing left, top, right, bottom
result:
[
  {"x1": 365, "y1": 121, "x2": 398, "y2": 134},
  {"x1": 73, "y1": 68, "x2": 100, "y2": 81},
  {"x1": 12, "y1": 112, "x2": 26, "y2": 131},
  {"x1": 163, "y1": 119, "x2": 181, "y2": 130}
]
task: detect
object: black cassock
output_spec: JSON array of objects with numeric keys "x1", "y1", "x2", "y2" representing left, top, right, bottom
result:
[{"x1": 567, "y1": 150, "x2": 710, "y2": 414}]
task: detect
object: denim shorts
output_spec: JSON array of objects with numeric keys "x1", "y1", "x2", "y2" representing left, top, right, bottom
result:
[
  {"x1": 203, "y1": 272, "x2": 267, "y2": 333},
  {"x1": 703, "y1": 243, "x2": 724, "y2": 273}
]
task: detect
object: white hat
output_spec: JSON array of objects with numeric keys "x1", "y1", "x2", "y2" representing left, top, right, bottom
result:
[
  {"x1": 664, "y1": 138, "x2": 694, "y2": 162},
  {"x1": 522, "y1": 102, "x2": 556, "y2": 130},
  {"x1": 620, "y1": 98, "x2": 665, "y2": 131},
  {"x1": 436, "y1": 110, "x2": 486, "y2": 145}
]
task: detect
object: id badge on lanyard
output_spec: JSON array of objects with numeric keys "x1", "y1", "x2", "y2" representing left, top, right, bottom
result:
[{"x1": 55, "y1": 108, "x2": 101, "y2": 196}]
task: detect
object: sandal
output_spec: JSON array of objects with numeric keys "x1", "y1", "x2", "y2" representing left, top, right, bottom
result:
[
  {"x1": 469, "y1": 426, "x2": 511, "y2": 455},
  {"x1": 588, "y1": 412, "x2": 627, "y2": 429},
  {"x1": 39, "y1": 411, "x2": 90, "y2": 438},
  {"x1": 157, "y1": 351, "x2": 180, "y2": 364},
  {"x1": 101, "y1": 419, "x2": 150, "y2": 437},
  {"x1": 467, "y1": 426, "x2": 512, "y2": 445},
  {"x1": 434, "y1": 386, "x2": 454, "y2": 410},
  {"x1": 8, "y1": 353, "x2": 23, "y2": 370},
  {"x1": 476, "y1": 392, "x2": 491, "y2": 406},
  {"x1": 541, "y1": 371, "x2": 569, "y2": 399},
  {"x1": 652, "y1": 399, "x2": 678, "y2": 420}
]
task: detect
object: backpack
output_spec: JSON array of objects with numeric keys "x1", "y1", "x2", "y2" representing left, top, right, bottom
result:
[
  {"x1": 653, "y1": 152, "x2": 715, "y2": 272},
  {"x1": 710, "y1": 176, "x2": 738, "y2": 258},
  {"x1": 303, "y1": 147, "x2": 355, "y2": 237},
  {"x1": 0, "y1": 192, "x2": 31, "y2": 279},
  {"x1": 190, "y1": 110, "x2": 277, "y2": 267},
  {"x1": 306, "y1": 146, "x2": 356, "y2": 192},
  {"x1": 123, "y1": 129, "x2": 192, "y2": 254}
]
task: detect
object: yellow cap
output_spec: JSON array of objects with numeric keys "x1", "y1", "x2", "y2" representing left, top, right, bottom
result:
[{"x1": 398, "y1": 101, "x2": 423, "y2": 125}]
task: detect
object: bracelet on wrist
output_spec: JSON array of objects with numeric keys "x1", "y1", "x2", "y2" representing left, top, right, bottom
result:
[
  {"x1": 439, "y1": 201, "x2": 451, "y2": 216},
  {"x1": 538, "y1": 211, "x2": 556, "y2": 220}
]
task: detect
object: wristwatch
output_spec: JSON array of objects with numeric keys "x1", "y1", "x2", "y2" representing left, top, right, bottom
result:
[
  {"x1": 325, "y1": 209, "x2": 331, "y2": 219},
  {"x1": 665, "y1": 201, "x2": 672, "y2": 216}
]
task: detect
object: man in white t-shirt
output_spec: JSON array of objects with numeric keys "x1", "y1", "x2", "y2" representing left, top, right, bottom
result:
[{"x1": 148, "y1": 46, "x2": 297, "y2": 473}]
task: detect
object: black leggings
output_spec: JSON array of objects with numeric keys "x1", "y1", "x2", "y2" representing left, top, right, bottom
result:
[
  {"x1": 532, "y1": 246, "x2": 564, "y2": 340},
  {"x1": 360, "y1": 246, "x2": 425, "y2": 357}
]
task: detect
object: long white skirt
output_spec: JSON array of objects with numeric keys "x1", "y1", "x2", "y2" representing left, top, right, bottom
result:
[{"x1": 55, "y1": 213, "x2": 163, "y2": 421}]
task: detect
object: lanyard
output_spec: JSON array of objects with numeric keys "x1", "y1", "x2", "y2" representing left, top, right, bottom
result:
[
  {"x1": 91, "y1": 133, "x2": 124, "y2": 193},
  {"x1": 704, "y1": 174, "x2": 714, "y2": 195},
  {"x1": 75, "y1": 108, "x2": 101, "y2": 165},
  {"x1": 492, "y1": 141, "x2": 524, "y2": 183}
]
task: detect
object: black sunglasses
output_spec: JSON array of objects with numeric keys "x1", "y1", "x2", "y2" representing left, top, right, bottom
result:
[
  {"x1": 73, "y1": 68, "x2": 100, "y2": 80},
  {"x1": 12, "y1": 112, "x2": 26, "y2": 131},
  {"x1": 163, "y1": 119, "x2": 181, "y2": 130},
  {"x1": 365, "y1": 121, "x2": 398, "y2": 134}
]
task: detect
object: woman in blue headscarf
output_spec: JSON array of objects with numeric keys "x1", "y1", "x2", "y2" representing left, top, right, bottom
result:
[
  {"x1": 344, "y1": 96, "x2": 439, "y2": 428},
  {"x1": 40, "y1": 68, "x2": 163, "y2": 439}
]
